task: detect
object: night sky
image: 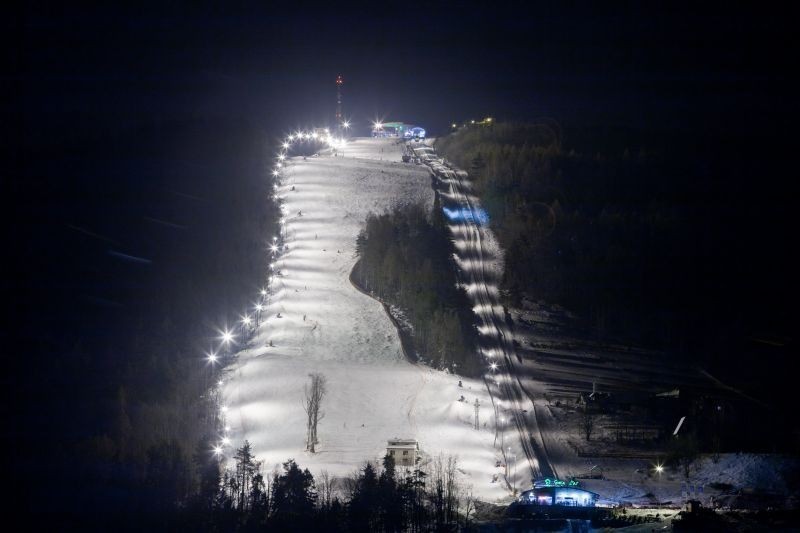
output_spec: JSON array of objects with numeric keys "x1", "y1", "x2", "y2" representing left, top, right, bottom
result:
[{"x1": 10, "y1": 4, "x2": 793, "y2": 137}]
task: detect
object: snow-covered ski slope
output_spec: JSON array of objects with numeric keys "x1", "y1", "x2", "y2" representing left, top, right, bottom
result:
[{"x1": 222, "y1": 138, "x2": 509, "y2": 501}]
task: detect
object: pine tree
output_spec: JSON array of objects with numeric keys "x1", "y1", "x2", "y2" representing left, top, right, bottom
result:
[
  {"x1": 379, "y1": 455, "x2": 404, "y2": 532},
  {"x1": 234, "y1": 440, "x2": 259, "y2": 509},
  {"x1": 269, "y1": 459, "x2": 317, "y2": 529},
  {"x1": 349, "y1": 462, "x2": 379, "y2": 531}
]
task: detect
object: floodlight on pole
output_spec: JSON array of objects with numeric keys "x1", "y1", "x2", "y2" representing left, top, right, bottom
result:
[{"x1": 220, "y1": 329, "x2": 234, "y2": 345}]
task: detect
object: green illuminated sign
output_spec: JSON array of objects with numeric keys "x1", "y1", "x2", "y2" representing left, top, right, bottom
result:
[{"x1": 537, "y1": 478, "x2": 580, "y2": 488}]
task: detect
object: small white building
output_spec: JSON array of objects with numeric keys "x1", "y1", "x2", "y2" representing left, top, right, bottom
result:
[{"x1": 386, "y1": 438, "x2": 419, "y2": 467}]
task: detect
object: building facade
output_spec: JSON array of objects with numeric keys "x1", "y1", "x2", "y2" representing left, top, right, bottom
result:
[
  {"x1": 518, "y1": 478, "x2": 599, "y2": 507},
  {"x1": 386, "y1": 438, "x2": 419, "y2": 467}
]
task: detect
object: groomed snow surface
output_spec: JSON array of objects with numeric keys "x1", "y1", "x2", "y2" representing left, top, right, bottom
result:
[{"x1": 222, "y1": 138, "x2": 511, "y2": 502}]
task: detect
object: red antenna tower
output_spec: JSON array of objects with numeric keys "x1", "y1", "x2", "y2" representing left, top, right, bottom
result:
[{"x1": 335, "y1": 75, "x2": 343, "y2": 123}]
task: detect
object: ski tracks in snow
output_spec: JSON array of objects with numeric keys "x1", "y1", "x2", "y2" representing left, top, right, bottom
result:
[{"x1": 405, "y1": 367, "x2": 430, "y2": 435}]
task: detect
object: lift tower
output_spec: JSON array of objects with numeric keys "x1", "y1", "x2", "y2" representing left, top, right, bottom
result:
[{"x1": 335, "y1": 75, "x2": 343, "y2": 125}]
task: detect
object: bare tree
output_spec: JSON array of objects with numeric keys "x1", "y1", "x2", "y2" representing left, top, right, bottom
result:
[
  {"x1": 303, "y1": 373, "x2": 327, "y2": 452},
  {"x1": 461, "y1": 487, "x2": 475, "y2": 529},
  {"x1": 318, "y1": 469, "x2": 334, "y2": 510},
  {"x1": 583, "y1": 409, "x2": 595, "y2": 441},
  {"x1": 428, "y1": 453, "x2": 461, "y2": 527}
]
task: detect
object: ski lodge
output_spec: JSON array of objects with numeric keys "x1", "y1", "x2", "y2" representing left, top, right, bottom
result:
[{"x1": 517, "y1": 478, "x2": 600, "y2": 507}]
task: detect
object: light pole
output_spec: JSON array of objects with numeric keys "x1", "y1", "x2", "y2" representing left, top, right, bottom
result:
[
  {"x1": 220, "y1": 329, "x2": 234, "y2": 355},
  {"x1": 205, "y1": 350, "x2": 218, "y2": 389},
  {"x1": 512, "y1": 453, "x2": 517, "y2": 494},
  {"x1": 255, "y1": 303, "x2": 263, "y2": 326}
]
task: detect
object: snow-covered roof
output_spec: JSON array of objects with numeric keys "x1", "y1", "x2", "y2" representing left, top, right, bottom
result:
[
  {"x1": 386, "y1": 444, "x2": 418, "y2": 450},
  {"x1": 387, "y1": 438, "x2": 418, "y2": 449}
]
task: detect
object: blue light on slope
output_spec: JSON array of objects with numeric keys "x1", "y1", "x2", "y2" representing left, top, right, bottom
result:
[{"x1": 443, "y1": 206, "x2": 489, "y2": 225}]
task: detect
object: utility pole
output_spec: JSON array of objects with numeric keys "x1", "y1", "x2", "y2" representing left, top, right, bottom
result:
[{"x1": 474, "y1": 398, "x2": 480, "y2": 430}]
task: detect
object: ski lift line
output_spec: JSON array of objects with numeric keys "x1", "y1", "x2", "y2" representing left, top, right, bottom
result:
[
  {"x1": 427, "y1": 152, "x2": 547, "y2": 479},
  {"x1": 456, "y1": 155, "x2": 552, "y2": 475}
]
